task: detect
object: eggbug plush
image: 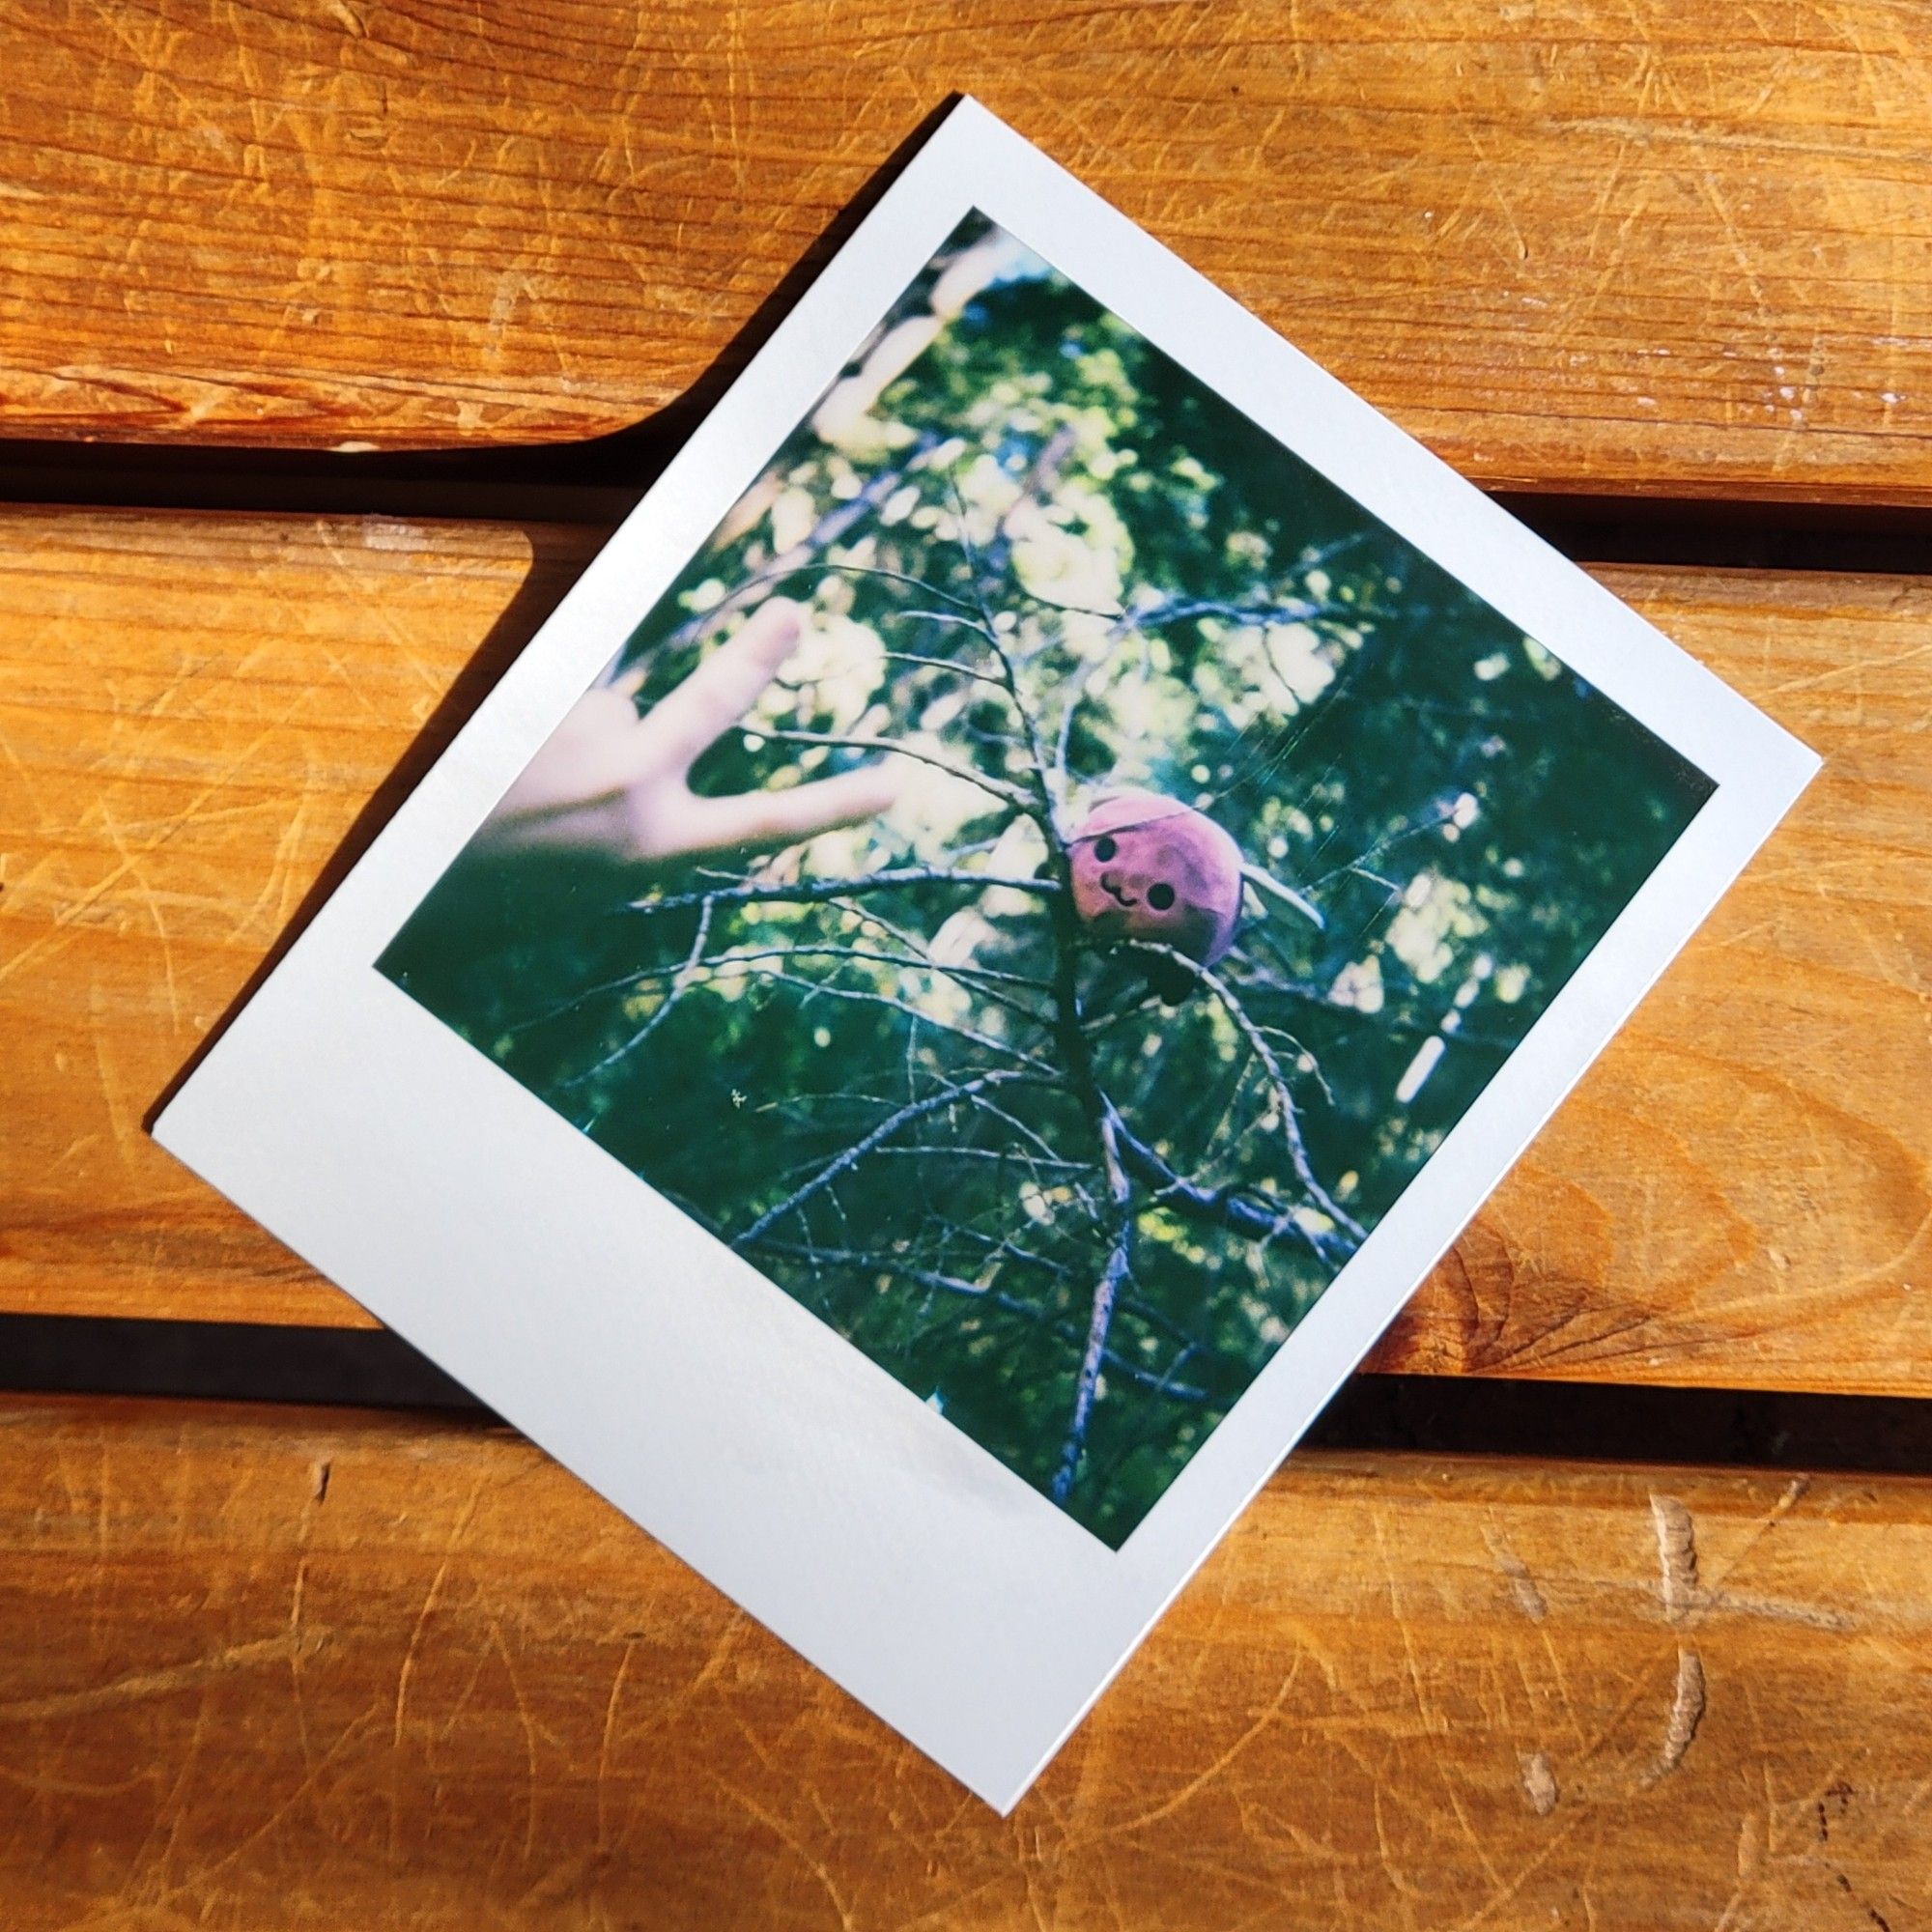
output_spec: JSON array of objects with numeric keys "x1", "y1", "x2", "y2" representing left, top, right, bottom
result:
[{"x1": 1065, "y1": 789, "x2": 1245, "y2": 975}]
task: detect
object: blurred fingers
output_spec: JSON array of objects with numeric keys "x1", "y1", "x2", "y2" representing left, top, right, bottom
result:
[
  {"x1": 488, "y1": 682, "x2": 660, "y2": 823},
  {"x1": 678, "y1": 758, "x2": 906, "y2": 857},
  {"x1": 637, "y1": 598, "x2": 805, "y2": 773}
]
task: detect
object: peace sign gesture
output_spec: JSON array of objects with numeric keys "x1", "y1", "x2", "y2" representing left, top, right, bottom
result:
[{"x1": 472, "y1": 598, "x2": 903, "y2": 869}]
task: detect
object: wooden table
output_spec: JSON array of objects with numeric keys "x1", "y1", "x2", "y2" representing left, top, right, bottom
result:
[{"x1": 2, "y1": 7, "x2": 1927, "y2": 1926}]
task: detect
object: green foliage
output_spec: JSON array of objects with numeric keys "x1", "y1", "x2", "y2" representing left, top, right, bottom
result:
[{"x1": 381, "y1": 216, "x2": 1712, "y2": 1547}]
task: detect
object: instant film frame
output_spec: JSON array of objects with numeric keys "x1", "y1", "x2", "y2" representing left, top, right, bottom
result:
[{"x1": 155, "y1": 99, "x2": 1818, "y2": 1811}]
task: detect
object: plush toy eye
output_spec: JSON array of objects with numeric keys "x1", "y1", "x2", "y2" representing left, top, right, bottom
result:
[
  {"x1": 1093, "y1": 835, "x2": 1118, "y2": 862},
  {"x1": 1148, "y1": 882, "x2": 1177, "y2": 911}
]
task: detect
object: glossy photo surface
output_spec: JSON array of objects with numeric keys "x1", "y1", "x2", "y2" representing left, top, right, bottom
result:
[{"x1": 380, "y1": 214, "x2": 1714, "y2": 1546}]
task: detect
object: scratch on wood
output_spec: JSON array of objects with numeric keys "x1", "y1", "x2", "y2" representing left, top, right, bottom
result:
[
  {"x1": 0, "y1": 1631, "x2": 326, "y2": 1723},
  {"x1": 1094, "y1": 1655, "x2": 1304, "y2": 1840},
  {"x1": 595, "y1": 1638, "x2": 637, "y2": 1857},
  {"x1": 1648, "y1": 1481, "x2": 1846, "y2": 1629},
  {"x1": 1649, "y1": 1648, "x2": 1707, "y2": 1783},
  {"x1": 390, "y1": 1479, "x2": 483, "y2": 1858},
  {"x1": 1485, "y1": 1529, "x2": 1548, "y2": 1622},
  {"x1": 1520, "y1": 1748, "x2": 1558, "y2": 1816},
  {"x1": 1717, "y1": 1592, "x2": 1852, "y2": 1632},
  {"x1": 1650, "y1": 1492, "x2": 1699, "y2": 1620}
]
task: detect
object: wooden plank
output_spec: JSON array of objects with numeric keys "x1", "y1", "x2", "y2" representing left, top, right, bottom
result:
[
  {"x1": 0, "y1": 510, "x2": 598, "y2": 1329},
  {"x1": 1370, "y1": 564, "x2": 1932, "y2": 1390},
  {"x1": 1, "y1": 3, "x2": 1930, "y2": 497},
  {"x1": 1, "y1": 510, "x2": 1925, "y2": 1393},
  {"x1": 0, "y1": 1393, "x2": 1924, "y2": 1928}
]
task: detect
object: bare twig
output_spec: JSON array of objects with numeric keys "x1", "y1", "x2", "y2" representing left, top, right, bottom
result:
[
  {"x1": 1050, "y1": 1107, "x2": 1135, "y2": 1505},
  {"x1": 646, "y1": 440, "x2": 966, "y2": 667},
  {"x1": 732, "y1": 1068, "x2": 1036, "y2": 1250},
  {"x1": 1300, "y1": 798, "x2": 1463, "y2": 894},
  {"x1": 558, "y1": 898, "x2": 714, "y2": 1091},
  {"x1": 816, "y1": 894, "x2": 1055, "y2": 1031},
  {"x1": 1122, "y1": 593, "x2": 1326, "y2": 633},
  {"x1": 1229, "y1": 945, "x2": 1521, "y2": 1056},
  {"x1": 526, "y1": 939, "x2": 1053, "y2": 1028},
  {"x1": 753, "y1": 1241, "x2": 1208, "y2": 1403},
  {"x1": 1122, "y1": 940, "x2": 1366, "y2": 1247},
  {"x1": 857, "y1": 1144, "x2": 1095, "y2": 1172},
  {"x1": 621, "y1": 867, "x2": 1061, "y2": 920},
  {"x1": 734, "y1": 961, "x2": 1057, "y2": 1075},
  {"x1": 878, "y1": 647, "x2": 1008, "y2": 689},
  {"x1": 1052, "y1": 649, "x2": 1109, "y2": 801},
  {"x1": 1109, "y1": 1117, "x2": 1343, "y2": 1265},
  {"x1": 1241, "y1": 863, "x2": 1325, "y2": 928},
  {"x1": 946, "y1": 470, "x2": 1063, "y2": 832}
]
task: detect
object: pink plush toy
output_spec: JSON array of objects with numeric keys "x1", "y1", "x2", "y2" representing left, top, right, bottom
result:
[{"x1": 1066, "y1": 790, "x2": 1244, "y2": 968}]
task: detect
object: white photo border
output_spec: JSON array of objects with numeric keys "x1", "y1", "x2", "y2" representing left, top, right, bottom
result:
[{"x1": 155, "y1": 98, "x2": 1819, "y2": 1812}]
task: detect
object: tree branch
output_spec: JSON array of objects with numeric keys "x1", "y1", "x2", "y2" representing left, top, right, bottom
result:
[
  {"x1": 1050, "y1": 1107, "x2": 1134, "y2": 1505},
  {"x1": 517, "y1": 940, "x2": 1055, "y2": 1039},
  {"x1": 1109, "y1": 1116, "x2": 1344, "y2": 1265},
  {"x1": 721, "y1": 960, "x2": 1057, "y2": 1076},
  {"x1": 1122, "y1": 941, "x2": 1366, "y2": 1248},
  {"x1": 621, "y1": 867, "x2": 1061, "y2": 920},
  {"x1": 732, "y1": 1068, "x2": 1036, "y2": 1250},
  {"x1": 558, "y1": 897, "x2": 714, "y2": 1091},
  {"x1": 1241, "y1": 862, "x2": 1325, "y2": 928},
  {"x1": 754, "y1": 1241, "x2": 1208, "y2": 1403},
  {"x1": 1300, "y1": 797, "x2": 1463, "y2": 893},
  {"x1": 654, "y1": 443, "x2": 943, "y2": 658}
]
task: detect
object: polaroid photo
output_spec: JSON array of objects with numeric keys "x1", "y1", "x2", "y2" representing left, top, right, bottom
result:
[{"x1": 155, "y1": 97, "x2": 1818, "y2": 1811}]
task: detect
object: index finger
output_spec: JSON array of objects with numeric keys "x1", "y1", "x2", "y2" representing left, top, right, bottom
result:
[{"x1": 636, "y1": 597, "x2": 805, "y2": 774}]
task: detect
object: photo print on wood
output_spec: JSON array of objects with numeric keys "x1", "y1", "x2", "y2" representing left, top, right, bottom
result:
[{"x1": 378, "y1": 213, "x2": 1715, "y2": 1547}]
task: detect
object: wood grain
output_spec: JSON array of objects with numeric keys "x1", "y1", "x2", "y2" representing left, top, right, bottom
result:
[
  {"x1": 1369, "y1": 565, "x2": 1932, "y2": 1389},
  {"x1": 0, "y1": 1393, "x2": 1924, "y2": 1929},
  {"x1": 0, "y1": 510, "x2": 597, "y2": 1328},
  {"x1": 1, "y1": 509, "x2": 1925, "y2": 1392},
  {"x1": 2, "y1": 2, "x2": 1931, "y2": 497}
]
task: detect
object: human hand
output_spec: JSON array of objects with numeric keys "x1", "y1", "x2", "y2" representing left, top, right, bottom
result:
[{"x1": 471, "y1": 597, "x2": 903, "y2": 869}]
